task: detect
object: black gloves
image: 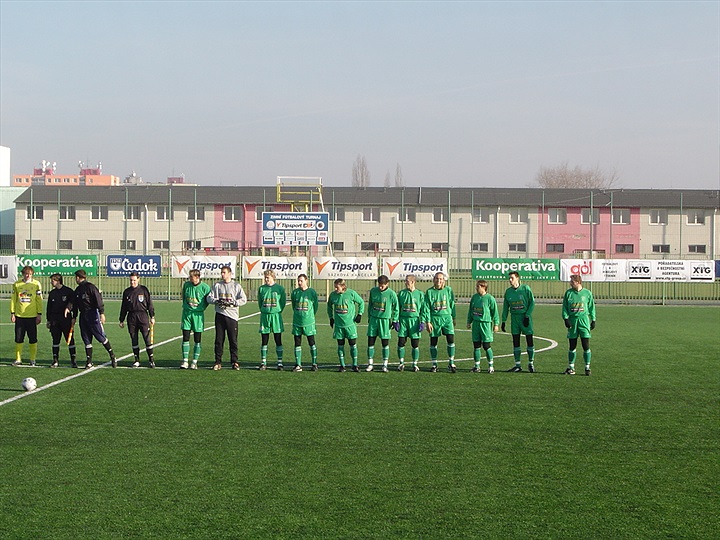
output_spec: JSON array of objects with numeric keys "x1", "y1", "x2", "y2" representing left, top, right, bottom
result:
[
  {"x1": 329, "y1": 318, "x2": 334, "y2": 328},
  {"x1": 590, "y1": 320, "x2": 596, "y2": 330},
  {"x1": 354, "y1": 314, "x2": 362, "y2": 324},
  {"x1": 523, "y1": 316, "x2": 530, "y2": 327},
  {"x1": 564, "y1": 319, "x2": 571, "y2": 328},
  {"x1": 501, "y1": 322, "x2": 506, "y2": 333}
]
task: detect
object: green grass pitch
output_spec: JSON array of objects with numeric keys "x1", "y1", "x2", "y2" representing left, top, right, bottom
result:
[{"x1": 1, "y1": 300, "x2": 718, "y2": 538}]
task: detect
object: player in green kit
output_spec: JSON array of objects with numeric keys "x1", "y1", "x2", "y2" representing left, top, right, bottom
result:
[
  {"x1": 424, "y1": 272, "x2": 457, "y2": 372},
  {"x1": 501, "y1": 271, "x2": 536, "y2": 372},
  {"x1": 290, "y1": 274, "x2": 319, "y2": 372},
  {"x1": 327, "y1": 278, "x2": 365, "y2": 372},
  {"x1": 180, "y1": 269, "x2": 212, "y2": 369},
  {"x1": 466, "y1": 280, "x2": 500, "y2": 373},
  {"x1": 365, "y1": 275, "x2": 399, "y2": 372},
  {"x1": 257, "y1": 269, "x2": 287, "y2": 370},
  {"x1": 562, "y1": 274, "x2": 596, "y2": 376},
  {"x1": 396, "y1": 274, "x2": 427, "y2": 372}
]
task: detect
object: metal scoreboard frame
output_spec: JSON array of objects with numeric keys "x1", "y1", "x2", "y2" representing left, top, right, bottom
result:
[{"x1": 262, "y1": 212, "x2": 330, "y2": 246}]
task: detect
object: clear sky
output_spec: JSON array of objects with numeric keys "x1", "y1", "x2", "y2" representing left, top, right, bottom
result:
[{"x1": 1, "y1": 1, "x2": 718, "y2": 189}]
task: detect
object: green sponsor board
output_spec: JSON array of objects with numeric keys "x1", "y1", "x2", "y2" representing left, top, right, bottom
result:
[
  {"x1": 472, "y1": 258, "x2": 559, "y2": 280},
  {"x1": 17, "y1": 254, "x2": 98, "y2": 276}
]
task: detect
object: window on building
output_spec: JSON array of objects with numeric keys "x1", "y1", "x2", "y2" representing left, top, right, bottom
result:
[
  {"x1": 221, "y1": 241, "x2": 239, "y2": 250},
  {"x1": 612, "y1": 208, "x2": 631, "y2": 225},
  {"x1": 581, "y1": 208, "x2": 600, "y2": 224},
  {"x1": 183, "y1": 240, "x2": 201, "y2": 250},
  {"x1": 508, "y1": 208, "x2": 528, "y2": 224},
  {"x1": 255, "y1": 206, "x2": 274, "y2": 221},
  {"x1": 331, "y1": 242, "x2": 344, "y2": 251},
  {"x1": 361, "y1": 242, "x2": 379, "y2": 251},
  {"x1": 547, "y1": 208, "x2": 567, "y2": 224},
  {"x1": 509, "y1": 243, "x2": 526, "y2": 252},
  {"x1": 153, "y1": 240, "x2": 170, "y2": 250},
  {"x1": 87, "y1": 240, "x2": 104, "y2": 250},
  {"x1": 329, "y1": 207, "x2": 345, "y2": 222},
  {"x1": 546, "y1": 243, "x2": 565, "y2": 252},
  {"x1": 652, "y1": 244, "x2": 670, "y2": 253},
  {"x1": 187, "y1": 206, "x2": 205, "y2": 221},
  {"x1": 120, "y1": 240, "x2": 137, "y2": 251},
  {"x1": 649, "y1": 209, "x2": 668, "y2": 225},
  {"x1": 432, "y1": 207, "x2": 448, "y2": 223},
  {"x1": 396, "y1": 242, "x2": 415, "y2": 251},
  {"x1": 26, "y1": 206, "x2": 44, "y2": 220},
  {"x1": 431, "y1": 242, "x2": 449, "y2": 252},
  {"x1": 57, "y1": 240, "x2": 73, "y2": 250},
  {"x1": 362, "y1": 207, "x2": 380, "y2": 222},
  {"x1": 689, "y1": 244, "x2": 707, "y2": 254},
  {"x1": 615, "y1": 244, "x2": 634, "y2": 253},
  {"x1": 397, "y1": 208, "x2": 416, "y2": 223},
  {"x1": 59, "y1": 205, "x2": 76, "y2": 221},
  {"x1": 156, "y1": 206, "x2": 173, "y2": 221},
  {"x1": 471, "y1": 242, "x2": 489, "y2": 252},
  {"x1": 124, "y1": 205, "x2": 141, "y2": 221},
  {"x1": 472, "y1": 207, "x2": 490, "y2": 223},
  {"x1": 224, "y1": 206, "x2": 243, "y2": 222},
  {"x1": 91, "y1": 206, "x2": 108, "y2": 221},
  {"x1": 25, "y1": 239, "x2": 41, "y2": 250},
  {"x1": 687, "y1": 210, "x2": 705, "y2": 225}
]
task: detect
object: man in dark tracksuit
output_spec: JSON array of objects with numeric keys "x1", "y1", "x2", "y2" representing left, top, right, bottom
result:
[
  {"x1": 119, "y1": 272, "x2": 156, "y2": 368},
  {"x1": 47, "y1": 273, "x2": 78, "y2": 368}
]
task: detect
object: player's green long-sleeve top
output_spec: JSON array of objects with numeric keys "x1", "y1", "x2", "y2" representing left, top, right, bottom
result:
[
  {"x1": 425, "y1": 286, "x2": 456, "y2": 323},
  {"x1": 291, "y1": 287, "x2": 318, "y2": 326},
  {"x1": 258, "y1": 283, "x2": 286, "y2": 314},
  {"x1": 327, "y1": 289, "x2": 365, "y2": 328},
  {"x1": 562, "y1": 287, "x2": 596, "y2": 326},
  {"x1": 501, "y1": 284, "x2": 534, "y2": 322},
  {"x1": 467, "y1": 293, "x2": 500, "y2": 325},
  {"x1": 397, "y1": 288, "x2": 427, "y2": 321},
  {"x1": 368, "y1": 287, "x2": 399, "y2": 321}
]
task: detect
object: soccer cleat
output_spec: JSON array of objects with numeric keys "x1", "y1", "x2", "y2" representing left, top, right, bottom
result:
[
  {"x1": 382, "y1": 366, "x2": 388, "y2": 373},
  {"x1": 352, "y1": 365, "x2": 360, "y2": 372},
  {"x1": 276, "y1": 363, "x2": 284, "y2": 371},
  {"x1": 449, "y1": 364, "x2": 457, "y2": 373},
  {"x1": 30, "y1": 360, "x2": 36, "y2": 367},
  {"x1": 412, "y1": 365, "x2": 420, "y2": 372},
  {"x1": 397, "y1": 364, "x2": 405, "y2": 372},
  {"x1": 471, "y1": 367, "x2": 481, "y2": 373},
  {"x1": 564, "y1": 367, "x2": 576, "y2": 375},
  {"x1": 338, "y1": 366, "x2": 346, "y2": 372},
  {"x1": 507, "y1": 366, "x2": 522, "y2": 372},
  {"x1": 365, "y1": 365, "x2": 374, "y2": 372},
  {"x1": 488, "y1": 366, "x2": 495, "y2": 374},
  {"x1": 85, "y1": 362, "x2": 93, "y2": 369},
  {"x1": 180, "y1": 361, "x2": 189, "y2": 369},
  {"x1": 430, "y1": 365, "x2": 438, "y2": 373},
  {"x1": 292, "y1": 365, "x2": 303, "y2": 372},
  {"x1": 71, "y1": 360, "x2": 79, "y2": 369},
  {"x1": 213, "y1": 362, "x2": 222, "y2": 371},
  {"x1": 190, "y1": 361, "x2": 198, "y2": 370},
  {"x1": 50, "y1": 361, "x2": 59, "y2": 368},
  {"x1": 132, "y1": 361, "x2": 141, "y2": 368},
  {"x1": 585, "y1": 368, "x2": 591, "y2": 376},
  {"x1": 12, "y1": 360, "x2": 22, "y2": 366},
  {"x1": 111, "y1": 356, "x2": 117, "y2": 368},
  {"x1": 231, "y1": 362, "x2": 240, "y2": 370},
  {"x1": 310, "y1": 364, "x2": 318, "y2": 372},
  {"x1": 257, "y1": 364, "x2": 267, "y2": 371},
  {"x1": 149, "y1": 360, "x2": 156, "y2": 369},
  {"x1": 528, "y1": 363, "x2": 536, "y2": 373}
]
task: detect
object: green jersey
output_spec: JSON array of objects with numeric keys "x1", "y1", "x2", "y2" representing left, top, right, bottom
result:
[
  {"x1": 258, "y1": 283, "x2": 286, "y2": 314},
  {"x1": 368, "y1": 286, "x2": 399, "y2": 321},
  {"x1": 291, "y1": 287, "x2": 319, "y2": 327},
  {"x1": 502, "y1": 284, "x2": 535, "y2": 321},
  {"x1": 467, "y1": 293, "x2": 499, "y2": 325},
  {"x1": 182, "y1": 281, "x2": 211, "y2": 315},
  {"x1": 327, "y1": 289, "x2": 364, "y2": 328},
  {"x1": 397, "y1": 288, "x2": 427, "y2": 321},
  {"x1": 562, "y1": 287, "x2": 596, "y2": 324},
  {"x1": 425, "y1": 286, "x2": 456, "y2": 322}
]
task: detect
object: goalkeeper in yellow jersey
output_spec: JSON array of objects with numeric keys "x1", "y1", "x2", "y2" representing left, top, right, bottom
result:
[{"x1": 10, "y1": 265, "x2": 43, "y2": 366}]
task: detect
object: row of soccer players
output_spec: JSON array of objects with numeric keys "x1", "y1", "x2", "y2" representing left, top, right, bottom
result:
[{"x1": 11, "y1": 265, "x2": 595, "y2": 375}]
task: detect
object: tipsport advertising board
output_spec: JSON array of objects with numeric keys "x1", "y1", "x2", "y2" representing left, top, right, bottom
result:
[
  {"x1": 242, "y1": 256, "x2": 308, "y2": 279},
  {"x1": 312, "y1": 257, "x2": 377, "y2": 280},
  {"x1": 382, "y1": 257, "x2": 448, "y2": 281},
  {"x1": 16, "y1": 254, "x2": 98, "y2": 277},
  {"x1": 106, "y1": 255, "x2": 162, "y2": 277},
  {"x1": 262, "y1": 212, "x2": 329, "y2": 246},
  {"x1": 472, "y1": 258, "x2": 559, "y2": 280},
  {"x1": 171, "y1": 255, "x2": 237, "y2": 279}
]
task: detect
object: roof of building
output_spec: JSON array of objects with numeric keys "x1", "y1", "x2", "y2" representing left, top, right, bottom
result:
[{"x1": 11, "y1": 185, "x2": 720, "y2": 208}]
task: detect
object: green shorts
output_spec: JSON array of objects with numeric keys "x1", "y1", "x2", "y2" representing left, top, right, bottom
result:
[
  {"x1": 398, "y1": 318, "x2": 422, "y2": 339},
  {"x1": 292, "y1": 323, "x2": 316, "y2": 337},
  {"x1": 510, "y1": 313, "x2": 533, "y2": 336},
  {"x1": 333, "y1": 325, "x2": 358, "y2": 341},
  {"x1": 429, "y1": 317, "x2": 454, "y2": 338},
  {"x1": 471, "y1": 321, "x2": 494, "y2": 344},
  {"x1": 259, "y1": 313, "x2": 284, "y2": 334},
  {"x1": 367, "y1": 317, "x2": 391, "y2": 339},
  {"x1": 567, "y1": 319, "x2": 592, "y2": 340},
  {"x1": 181, "y1": 311, "x2": 205, "y2": 333}
]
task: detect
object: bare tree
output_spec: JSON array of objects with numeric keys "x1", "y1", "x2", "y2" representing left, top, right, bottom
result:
[
  {"x1": 394, "y1": 163, "x2": 404, "y2": 187},
  {"x1": 533, "y1": 162, "x2": 620, "y2": 189},
  {"x1": 384, "y1": 171, "x2": 391, "y2": 188},
  {"x1": 352, "y1": 154, "x2": 370, "y2": 188}
]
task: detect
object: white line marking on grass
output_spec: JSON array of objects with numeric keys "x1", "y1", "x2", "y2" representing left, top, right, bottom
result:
[{"x1": 0, "y1": 311, "x2": 260, "y2": 407}]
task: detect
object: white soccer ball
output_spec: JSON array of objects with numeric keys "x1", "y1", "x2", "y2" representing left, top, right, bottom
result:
[{"x1": 22, "y1": 377, "x2": 37, "y2": 392}]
